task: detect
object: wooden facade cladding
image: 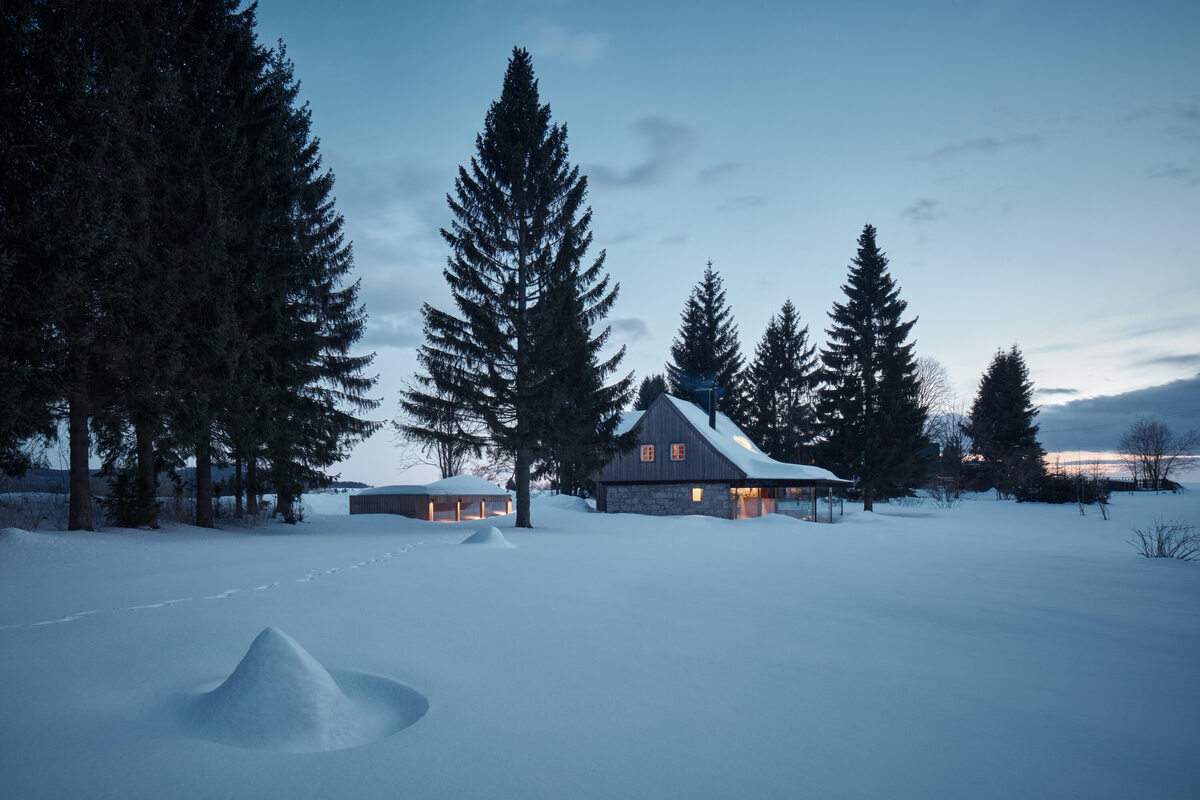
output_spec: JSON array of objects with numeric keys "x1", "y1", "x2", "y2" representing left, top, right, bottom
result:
[
  {"x1": 349, "y1": 493, "x2": 510, "y2": 520},
  {"x1": 596, "y1": 397, "x2": 744, "y2": 484}
]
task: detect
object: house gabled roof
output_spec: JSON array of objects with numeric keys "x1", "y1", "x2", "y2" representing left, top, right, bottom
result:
[{"x1": 653, "y1": 394, "x2": 848, "y2": 483}]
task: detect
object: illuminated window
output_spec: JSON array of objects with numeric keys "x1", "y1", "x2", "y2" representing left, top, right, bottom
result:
[
  {"x1": 640, "y1": 444, "x2": 655, "y2": 462},
  {"x1": 671, "y1": 443, "x2": 685, "y2": 461},
  {"x1": 691, "y1": 487, "x2": 703, "y2": 502}
]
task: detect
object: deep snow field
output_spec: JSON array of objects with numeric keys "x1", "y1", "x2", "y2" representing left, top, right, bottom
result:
[{"x1": 2, "y1": 488, "x2": 1198, "y2": 799}]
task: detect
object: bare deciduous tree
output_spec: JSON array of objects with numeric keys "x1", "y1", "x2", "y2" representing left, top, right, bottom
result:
[
  {"x1": 393, "y1": 375, "x2": 485, "y2": 480},
  {"x1": 915, "y1": 357, "x2": 955, "y2": 439},
  {"x1": 1116, "y1": 417, "x2": 1197, "y2": 490}
]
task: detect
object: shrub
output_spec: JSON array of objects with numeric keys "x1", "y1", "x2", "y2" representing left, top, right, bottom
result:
[
  {"x1": 1130, "y1": 519, "x2": 1199, "y2": 561},
  {"x1": 1014, "y1": 472, "x2": 1110, "y2": 505}
]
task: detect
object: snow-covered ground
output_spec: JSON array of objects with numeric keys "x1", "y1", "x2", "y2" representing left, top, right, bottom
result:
[{"x1": 2, "y1": 489, "x2": 1197, "y2": 799}]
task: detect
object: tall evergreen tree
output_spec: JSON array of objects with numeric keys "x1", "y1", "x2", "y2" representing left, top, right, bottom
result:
[
  {"x1": 965, "y1": 346, "x2": 1044, "y2": 497},
  {"x1": 253, "y1": 46, "x2": 381, "y2": 521},
  {"x1": 2, "y1": 2, "x2": 377, "y2": 530},
  {"x1": 817, "y1": 224, "x2": 930, "y2": 510},
  {"x1": 421, "y1": 47, "x2": 626, "y2": 526},
  {"x1": 160, "y1": 0, "x2": 264, "y2": 527},
  {"x1": 532, "y1": 245, "x2": 633, "y2": 496},
  {"x1": 745, "y1": 299, "x2": 817, "y2": 462},
  {"x1": 0, "y1": 0, "x2": 160, "y2": 528},
  {"x1": 0, "y1": 0, "x2": 65, "y2": 476},
  {"x1": 666, "y1": 262, "x2": 745, "y2": 421}
]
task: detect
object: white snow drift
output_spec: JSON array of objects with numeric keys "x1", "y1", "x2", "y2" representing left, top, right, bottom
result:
[
  {"x1": 187, "y1": 626, "x2": 427, "y2": 752},
  {"x1": 1, "y1": 489, "x2": 1197, "y2": 799},
  {"x1": 460, "y1": 525, "x2": 514, "y2": 547}
]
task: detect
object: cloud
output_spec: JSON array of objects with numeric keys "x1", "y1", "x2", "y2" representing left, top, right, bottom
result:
[
  {"x1": 1144, "y1": 353, "x2": 1200, "y2": 369},
  {"x1": 609, "y1": 317, "x2": 651, "y2": 343},
  {"x1": 1123, "y1": 104, "x2": 1200, "y2": 143},
  {"x1": 699, "y1": 162, "x2": 743, "y2": 183},
  {"x1": 900, "y1": 198, "x2": 943, "y2": 223},
  {"x1": 1028, "y1": 341, "x2": 1086, "y2": 354},
  {"x1": 364, "y1": 310, "x2": 425, "y2": 350},
  {"x1": 1165, "y1": 105, "x2": 1200, "y2": 143},
  {"x1": 523, "y1": 21, "x2": 610, "y2": 64},
  {"x1": 1147, "y1": 162, "x2": 1199, "y2": 185},
  {"x1": 913, "y1": 134, "x2": 1044, "y2": 162},
  {"x1": 1116, "y1": 314, "x2": 1200, "y2": 339},
  {"x1": 717, "y1": 194, "x2": 765, "y2": 213},
  {"x1": 1036, "y1": 387, "x2": 1080, "y2": 397},
  {"x1": 1036, "y1": 374, "x2": 1200, "y2": 451},
  {"x1": 588, "y1": 117, "x2": 695, "y2": 188}
]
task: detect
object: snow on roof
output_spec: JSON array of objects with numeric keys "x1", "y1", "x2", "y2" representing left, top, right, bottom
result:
[
  {"x1": 356, "y1": 484, "x2": 427, "y2": 496},
  {"x1": 614, "y1": 409, "x2": 645, "y2": 437},
  {"x1": 425, "y1": 475, "x2": 509, "y2": 495},
  {"x1": 662, "y1": 394, "x2": 850, "y2": 483},
  {"x1": 358, "y1": 475, "x2": 509, "y2": 497}
]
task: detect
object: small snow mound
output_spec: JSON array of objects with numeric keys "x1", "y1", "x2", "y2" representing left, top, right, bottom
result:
[
  {"x1": 188, "y1": 627, "x2": 427, "y2": 753},
  {"x1": 535, "y1": 493, "x2": 595, "y2": 513},
  {"x1": 462, "y1": 525, "x2": 515, "y2": 547}
]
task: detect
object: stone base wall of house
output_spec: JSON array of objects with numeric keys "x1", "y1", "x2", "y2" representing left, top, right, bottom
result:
[{"x1": 604, "y1": 482, "x2": 731, "y2": 519}]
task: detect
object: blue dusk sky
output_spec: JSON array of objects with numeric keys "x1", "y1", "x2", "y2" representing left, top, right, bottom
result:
[{"x1": 252, "y1": 0, "x2": 1199, "y2": 483}]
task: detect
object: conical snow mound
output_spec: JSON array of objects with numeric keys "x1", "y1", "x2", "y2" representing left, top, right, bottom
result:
[
  {"x1": 189, "y1": 627, "x2": 427, "y2": 752},
  {"x1": 461, "y1": 525, "x2": 514, "y2": 547}
]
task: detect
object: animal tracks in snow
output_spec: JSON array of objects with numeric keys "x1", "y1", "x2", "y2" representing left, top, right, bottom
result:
[{"x1": 0, "y1": 539, "x2": 438, "y2": 632}]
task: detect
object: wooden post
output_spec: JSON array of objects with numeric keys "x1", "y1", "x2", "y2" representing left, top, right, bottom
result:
[
  {"x1": 479, "y1": 500, "x2": 485, "y2": 519},
  {"x1": 427, "y1": 500, "x2": 433, "y2": 521},
  {"x1": 455, "y1": 500, "x2": 461, "y2": 522}
]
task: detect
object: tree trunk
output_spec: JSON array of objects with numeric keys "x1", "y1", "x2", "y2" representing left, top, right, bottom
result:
[
  {"x1": 246, "y1": 457, "x2": 258, "y2": 516},
  {"x1": 515, "y1": 445, "x2": 531, "y2": 528},
  {"x1": 862, "y1": 483, "x2": 874, "y2": 512},
  {"x1": 195, "y1": 433, "x2": 213, "y2": 528},
  {"x1": 67, "y1": 384, "x2": 94, "y2": 531},
  {"x1": 135, "y1": 421, "x2": 157, "y2": 527},
  {"x1": 233, "y1": 453, "x2": 244, "y2": 518}
]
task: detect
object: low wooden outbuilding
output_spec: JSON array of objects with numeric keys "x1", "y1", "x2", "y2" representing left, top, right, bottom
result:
[
  {"x1": 594, "y1": 394, "x2": 850, "y2": 521},
  {"x1": 349, "y1": 475, "x2": 512, "y2": 522}
]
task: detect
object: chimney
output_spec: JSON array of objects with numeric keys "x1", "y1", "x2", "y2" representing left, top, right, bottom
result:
[{"x1": 708, "y1": 387, "x2": 717, "y2": 430}]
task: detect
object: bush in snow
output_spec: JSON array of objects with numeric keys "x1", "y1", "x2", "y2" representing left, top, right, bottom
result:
[{"x1": 1130, "y1": 519, "x2": 1199, "y2": 561}]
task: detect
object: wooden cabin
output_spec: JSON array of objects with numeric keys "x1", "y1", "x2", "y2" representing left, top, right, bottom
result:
[
  {"x1": 349, "y1": 475, "x2": 512, "y2": 522},
  {"x1": 595, "y1": 394, "x2": 850, "y2": 521}
]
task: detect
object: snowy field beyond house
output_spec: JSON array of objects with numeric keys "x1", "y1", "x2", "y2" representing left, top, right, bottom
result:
[{"x1": 2, "y1": 490, "x2": 1198, "y2": 799}]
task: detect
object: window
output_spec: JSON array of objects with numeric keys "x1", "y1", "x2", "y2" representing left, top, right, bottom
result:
[
  {"x1": 640, "y1": 444, "x2": 655, "y2": 462},
  {"x1": 671, "y1": 443, "x2": 685, "y2": 461},
  {"x1": 691, "y1": 487, "x2": 704, "y2": 502}
]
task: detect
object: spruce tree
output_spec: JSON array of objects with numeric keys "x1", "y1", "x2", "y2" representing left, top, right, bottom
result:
[
  {"x1": 965, "y1": 346, "x2": 1044, "y2": 497},
  {"x1": 666, "y1": 262, "x2": 745, "y2": 421},
  {"x1": 160, "y1": 0, "x2": 263, "y2": 527},
  {"x1": 422, "y1": 47, "x2": 625, "y2": 525},
  {"x1": 0, "y1": 0, "x2": 64, "y2": 476},
  {"x1": 531, "y1": 246, "x2": 633, "y2": 496},
  {"x1": 254, "y1": 46, "x2": 381, "y2": 521},
  {"x1": 745, "y1": 299, "x2": 817, "y2": 462},
  {"x1": 634, "y1": 374, "x2": 668, "y2": 410},
  {"x1": 0, "y1": 0, "x2": 160, "y2": 528},
  {"x1": 817, "y1": 224, "x2": 930, "y2": 510}
]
